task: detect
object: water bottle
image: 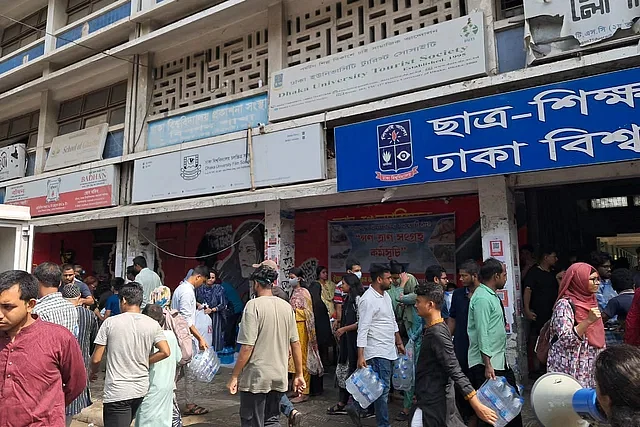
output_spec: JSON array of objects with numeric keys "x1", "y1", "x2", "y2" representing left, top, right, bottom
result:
[
  {"x1": 188, "y1": 347, "x2": 220, "y2": 382},
  {"x1": 346, "y1": 367, "x2": 383, "y2": 408},
  {"x1": 477, "y1": 377, "x2": 523, "y2": 427}
]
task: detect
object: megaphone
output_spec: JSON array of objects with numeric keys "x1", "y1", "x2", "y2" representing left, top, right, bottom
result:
[{"x1": 531, "y1": 373, "x2": 608, "y2": 427}]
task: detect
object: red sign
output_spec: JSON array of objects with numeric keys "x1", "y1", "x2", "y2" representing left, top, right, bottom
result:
[{"x1": 490, "y1": 240, "x2": 504, "y2": 257}]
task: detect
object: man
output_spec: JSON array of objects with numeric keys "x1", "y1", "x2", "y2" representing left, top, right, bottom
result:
[
  {"x1": 448, "y1": 260, "x2": 481, "y2": 426},
  {"x1": 519, "y1": 245, "x2": 535, "y2": 280},
  {"x1": 133, "y1": 255, "x2": 162, "y2": 308},
  {"x1": 74, "y1": 264, "x2": 85, "y2": 281},
  {"x1": 126, "y1": 265, "x2": 137, "y2": 283},
  {"x1": 91, "y1": 283, "x2": 171, "y2": 427},
  {"x1": 590, "y1": 251, "x2": 617, "y2": 311},
  {"x1": 347, "y1": 264, "x2": 405, "y2": 427},
  {"x1": 0, "y1": 270, "x2": 86, "y2": 427},
  {"x1": 172, "y1": 266, "x2": 210, "y2": 416},
  {"x1": 33, "y1": 262, "x2": 79, "y2": 336},
  {"x1": 412, "y1": 282, "x2": 497, "y2": 427},
  {"x1": 334, "y1": 258, "x2": 362, "y2": 329},
  {"x1": 603, "y1": 268, "x2": 636, "y2": 345},
  {"x1": 523, "y1": 248, "x2": 558, "y2": 375},
  {"x1": 61, "y1": 263, "x2": 94, "y2": 307},
  {"x1": 62, "y1": 283, "x2": 99, "y2": 426},
  {"x1": 227, "y1": 264, "x2": 305, "y2": 427},
  {"x1": 467, "y1": 258, "x2": 522, "y2": 427}
]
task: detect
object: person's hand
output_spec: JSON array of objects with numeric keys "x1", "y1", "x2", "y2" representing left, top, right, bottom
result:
[
  {"x1": 399, "y1": 272, "x2": 409, "y2": 287},
  {"x1": 89, "y1": 371, "x2": 98, "y2": 382},
  {"x1": 470, "y1": 396, "x2": 498, "y2": 426},
  {"x1": 357, "y1": 355, "x2": 367, "y2": 369},
  {"x1": 212, "y1": 307, "x2": 218, "y2": 313},
  {"x1": 525, "y1": 310, "x2": 537, "y2": 321},
  {"x1": 335, "y1": 327, "x2": 346, "y2": 339},
  {"x1": 204, "y1": 308, "x2": 213, "y2": 315},
  {"x1": 227, "y1": 376, "x2": 238, "y2": 395},
  {"x1": 587, "y1": 307, "x2": 602, "y2": 324},
  {"x1": 293, "y1": 375, "x2": 306, "y2": 394},
  {"x1": 199, "y1": 338, "x2": 209, "y2": 351},
  {"x1": 396, "y1": 342, "x2": 406, "y2": 355},
  {"x1": 484, "y1": 365, "x2": 496, "y2": 380}
]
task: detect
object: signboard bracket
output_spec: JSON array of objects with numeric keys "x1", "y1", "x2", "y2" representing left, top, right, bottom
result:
[{"x1": 247, "y1": 127, "x2": 256, "y2": 191}]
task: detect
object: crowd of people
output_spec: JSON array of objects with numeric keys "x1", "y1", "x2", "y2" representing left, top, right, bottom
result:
[{"x1": 0, "y1": 250, "x2": 640, "y2": 427}]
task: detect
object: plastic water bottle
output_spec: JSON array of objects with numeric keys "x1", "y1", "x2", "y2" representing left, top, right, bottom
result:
[
  {"x1": 188, "y1": 348, "x2": 220, "y2": 383},
  {"x1": 392, "y1": 356, "x2": 413, "y2": 391},
  {"x1": 346, "y1": 367, "x2": 383, "y2": 408},
  {"x1": 477, "y1": 377, "x2": 523, "y2": 427}
]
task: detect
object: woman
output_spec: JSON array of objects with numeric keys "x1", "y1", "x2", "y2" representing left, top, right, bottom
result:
[
  {"x1": 547, "y1": 262, "x2": 606, "y2": 387},
  {"x1": 196, "y1": 269, "x2": 227, "y2": 351},
  {"x1": 315, "y1": 266, "x2": 336, "y2": 317},
  {"x1": 288, "y1": 268, "x2": 324, "y2": 403},
  {"x1": 303, "y1": 269, "x2": 332, "y2": 396},
  {"x1": 594, "y1": 345, "x2": 640, "y2": 427},
  {"x1": 327, "y1": 273, "x2": 363, "y2": 415}
]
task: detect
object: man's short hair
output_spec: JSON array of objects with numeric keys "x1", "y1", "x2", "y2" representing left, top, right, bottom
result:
[
  {"x1": 118, "y1": 283, "x2": 144, "y2": 307},
  {"x1": 111, "y1": 277, "x2": 125, "y2": 292},
  {"x1": 61, "y1": 263, "x2": 75, "y2": 273},
  {"x1": 459, "y1": 259, "x2": 479, "y2": 277},
  {"x1": 345, "y1": 258, "x2": 361, "y2": 272},
  {"x1": 250, "y1": 265, "x2": 278, "y2": 288},
  {"x1": 0, "y1": 270, "x2": 38, "y2": 301},
  {"x1": 480, "y1": 258, "x2": 504, "y2": 282},
  {"x1": 133, "y1": 256, "x2": 147, "y2": 269},
  {"x1": 415, "y1": 282, "x2": 444, "y2": 309},
  {"x1": 389, "y1": 260, "x2": 404, "y2": 275},
  {"x1": 589, "y1": 251, "x2": 612, "y2": 268},
  {"x1": 142, "y1": 304, "x2": 165, "y2": 327},
  {"x1": 191, "y1": 265, "x2": 209, "y2": 279},
  {"x1": 425, "y1": 265, "x2": 446, "y2": 281},
  {"x1": 370, "y1": 263, "x2": 390, "y2": 283},
  {"x1": 33, "y1": 262, "x2": 62, "y2": 288},
  {"x1": 126, "y1": 265, "x2": 136, "y2": 277},
  {"x1": 611, "y1": 268, "x2": 634, "y2": 293}
]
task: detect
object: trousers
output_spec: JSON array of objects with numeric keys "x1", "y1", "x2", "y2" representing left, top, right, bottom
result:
[
  {"x1": 103, "y1": 397, "x2": 144, "y2": 427},
  {"x1": 240, "y1": 391, "x2": 284, "y2": 427}
]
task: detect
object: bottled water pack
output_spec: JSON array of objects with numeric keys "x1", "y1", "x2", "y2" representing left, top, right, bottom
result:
[
  {"x1": 477, "y1": 377, "x2": 524, "y2": 427},
  {"x1": 345, "y1": 367, "x2": 384, "y2": 408},
  {"x1": 188, "y1": 347, "x2": 221, "y2": 383},
  {"x1": 392, "y1": 354, "x2": 413, "y2": 391}
]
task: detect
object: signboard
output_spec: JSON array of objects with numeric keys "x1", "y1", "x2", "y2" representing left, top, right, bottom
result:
[
  {"x1": 5, "y1": 165, "x2": 118, "y2": 217},
  {"x1": 45, "y1": 124, "x2": 108, "y2": 171},
  {"x1": 0, "y1": 143, "x2": 26, "y2": 182},
  {"x1": 133, "y1": 123, "x2": 326, "y2": 203},
  {"x1": 147, "y1": 94, "x2": 269, "y2": 149},
  {"x1": 483, "y1": 233, "x2": 515, "y2": 334},
  {"x1": 334, "y1": 66, "x2": 640, "y2": 192},
  {"x1": 328, "y1": 214, "x2": 455, "y2": 284},
  {"x1": 269, "y1": 12, "x2": 486, "y2": 121},
  {"x1": 524, "y1": 0, "x2": 640, "y2": 46}
]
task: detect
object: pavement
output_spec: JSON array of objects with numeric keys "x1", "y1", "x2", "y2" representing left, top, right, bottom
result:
[{"x1": 71, "y1": 366, "x2": 543, "y2": 426}]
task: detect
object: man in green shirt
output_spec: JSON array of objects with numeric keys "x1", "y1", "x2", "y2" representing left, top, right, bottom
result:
[{"x1": 467, "y1": 258, "x2": 522, "y2": 427}]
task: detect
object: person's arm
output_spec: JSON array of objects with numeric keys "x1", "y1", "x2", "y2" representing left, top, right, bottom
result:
[
  {"x1": 398, "y1": 292, "x2": 417, "y2": 305},
  {"x1": 447, "y1": 317, "x2": 456, "y2": 335},
  {"x1": 523, "y1": 287, "x2": 537, "y2": 321},
  {"x1": 60, "y1": 335, "x2": 87, "y2": 405},
  {"x1": 473, "y1": 297, "x2": 497, "y2": 380},
  {"x1": 78, "y1": 282, "x2": 95, "y2": 307},
  {"x1": 290, "y1": 340, "x2": 305, "y2": 393},
  {"x1": 602, "y1": 297, "x2": 619, "y2": 323},
  {"x1": 213, "y1": 289, "x2": 228, "y2": 313},
  {"x1": 179, "y1": 293, "x2": 208, "y2": 350},
  {"x1": 90, "y1": 344, "x2": 106, "y2": 378},
  {"x1": 150, "y1": 340, "x2": 171, "y2": 364},
  {"x1": 356, "y1": 297, "x2": 373, "y2": 368}
]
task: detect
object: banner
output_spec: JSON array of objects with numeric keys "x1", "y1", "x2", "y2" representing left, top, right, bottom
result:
[{"x1": 328, "y1": 213, "x2": 455, "y2": 284}]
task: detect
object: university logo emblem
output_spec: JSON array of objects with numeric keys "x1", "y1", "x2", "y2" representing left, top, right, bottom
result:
[
  {"x1": 376, "y1": 120, "x2": 418, "y2": 182},
  {"x1": 273, "y1": 73, "x2": 284, "y2": 89},
  {"x1": 46, "y1": 178, "x2": 61, "y2": 203},
  {"x1": 180, "y1": 154, "x2": 201, "y2": 181}
]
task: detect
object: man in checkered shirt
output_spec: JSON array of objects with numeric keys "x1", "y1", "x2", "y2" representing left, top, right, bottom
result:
[{"x1": 33, "y1": 262, "x2": 79, "y2": 337}]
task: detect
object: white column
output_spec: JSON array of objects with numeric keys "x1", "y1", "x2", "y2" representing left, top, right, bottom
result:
[
  {"x1": 35, "y1": 90, "x2": 59, "y2": 174},
  {"x1": 127, "y1": 52, "x2": 153, "y2": 154},
  {"x1": 264, "y1": 200, "x2": 295, "y2": 292},
  {"x1": 125, "y1": 216, "x2": 156, "y2": 273},
  {"x1": 467, "y1": 0, "x2": 498, "y2": 75},
  {"x1": 267, "y1": 1, "x2": 287, "y2": 78},
  {"x1": 44, "y1": 0, "x2": 67, "y2": 54},
  {"x1": 478, "y1": 176, "x2": 527, "y2": 381},
  {"x1": 114, "y1": 218, "x2": 126, "y2": 278}
]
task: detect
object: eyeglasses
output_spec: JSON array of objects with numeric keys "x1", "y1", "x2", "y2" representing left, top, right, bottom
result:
[{"x1": 589, "y1": 277, "x2": 601, "y2": 284}]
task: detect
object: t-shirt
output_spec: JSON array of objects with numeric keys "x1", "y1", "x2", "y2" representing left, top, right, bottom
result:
[
  {"x1": 94, "y1": 312, "x2": 166, "y2": 403},
  {"x1": 604, "y1": 291, "x2": 635, "y2": 322},
  {"x1": 237, "y1": 296, "x2": 299, "y2": 393},
  {"x1": 449, "y1": 286, "x2": 471, "y2": 371},
  {"x1": 104, "y1": 294, "x2": 121, "y2": 316},
  {"x1": 135, "y1": 268, "x2": 162, "y2": 308},
  {"x1": 524, "y1": 266, "x2": 559, "y2": 329}
]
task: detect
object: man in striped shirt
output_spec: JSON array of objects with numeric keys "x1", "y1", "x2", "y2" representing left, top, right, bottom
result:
[{"x1": 33, "y1": 262, "x2": 79, "y2": 338}]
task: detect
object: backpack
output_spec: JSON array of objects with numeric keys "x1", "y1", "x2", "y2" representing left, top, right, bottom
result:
[
  {"x1": 163, "y1": 307, "x2": 193, "y2": 365},
  {"x1": 535, "y1": 298, "x2": 576, "y2": 364}
]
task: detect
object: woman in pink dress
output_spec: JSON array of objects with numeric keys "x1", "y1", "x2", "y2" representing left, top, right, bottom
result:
[{"x1": 547, "y1": 262, "x2": 606, "y2": 387}]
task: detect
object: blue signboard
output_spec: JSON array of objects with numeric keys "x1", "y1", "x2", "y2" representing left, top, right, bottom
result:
[
  {"x1": 334, "y1": 67, "x2": 640, "y2": 192},
  {"x1": 147, "y1": 93, "x2": 268, "y2": 149}
]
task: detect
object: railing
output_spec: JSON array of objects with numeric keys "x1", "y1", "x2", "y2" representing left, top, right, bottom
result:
[
  {"x1": 0, "y1": 41, "x2": 45, "y2": 76},
  {"x1": 55, "y1": 1, "x2": 131, "y2": 49}
]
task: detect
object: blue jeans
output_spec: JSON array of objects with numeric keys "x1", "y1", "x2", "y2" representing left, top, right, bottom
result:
[
  {"x1": 357, "y1": 357, "x2": 392, "y2": 427},
  {"x1": 280, "y1": 394, "x2": 294, "y2": 417}
]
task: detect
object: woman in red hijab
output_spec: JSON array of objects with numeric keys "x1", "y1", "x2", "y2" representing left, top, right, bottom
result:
[{"x1": 547, "y1": 262, "x2": 606, "y2": 387}]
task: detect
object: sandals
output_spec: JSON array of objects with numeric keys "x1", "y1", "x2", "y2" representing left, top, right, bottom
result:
[
  {"x1": 182, "y1": 404, "x2": 209, "y2": 416},
  {"x1": 327, "y1": 404, "x2": 348, "y2": 415},
  {"x1": 290, "y1": 395, "x2": 309, "y2": 404},
  {"x1": 289, "y1": 409, "x2": 303, "y2": 427}
]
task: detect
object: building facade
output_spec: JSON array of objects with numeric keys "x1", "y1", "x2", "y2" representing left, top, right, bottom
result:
[{"x1": 1, "y1": 0, "x2": 639, "y2": 379}]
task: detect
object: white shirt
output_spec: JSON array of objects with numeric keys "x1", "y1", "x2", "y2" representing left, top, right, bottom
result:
[
  {"x1": 135, "y1": 267, "x2": 162, "y2": 308},
  {"x1": 357, "y1": 286, "x2": 399, "y2": 361},
  {"x1": 171, "y1": 281, "x2": 196, "y2": 327}
]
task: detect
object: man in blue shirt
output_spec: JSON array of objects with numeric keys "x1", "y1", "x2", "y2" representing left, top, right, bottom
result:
[{"x1": 590, "y1": 251, "x2": 617, "y2": 311}]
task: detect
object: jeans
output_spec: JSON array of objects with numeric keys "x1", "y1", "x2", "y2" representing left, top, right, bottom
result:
[
  {"x1": 240, "y1": 391, "x2": 283, "y2": 427},
  {"x1": 103, "y1": 397, "x2": 144, "y2": 427},
  {"x1": 280, "y1": 394, "x2": 294, "y2": 417},
  {"x1": 355, "y1": 357, "x2": 392, "y2": 427}
]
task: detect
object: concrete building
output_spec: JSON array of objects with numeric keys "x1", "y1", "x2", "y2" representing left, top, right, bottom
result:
[{"x1": 1, "y1": 0, "x2": 639, "y2": 379}]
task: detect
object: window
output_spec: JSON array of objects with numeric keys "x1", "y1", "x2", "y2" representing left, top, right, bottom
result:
[
  {"x1": 496, "y1": 0, "x2": 523, "y2": 20},
  {"x1": 1, "y1": 8, "x2": 47, "y2": 58},
  {"x1": 590, "y1": 197, "x2": 629, "y2": 209},
  {"x1": 0, "y1": 111, "x2": 40, "y2": 177},
  {"x1": 67, "y1": 0, "x2": 118, "y2": 24},
  {"x1": 57, "y1": 81, "x2": 127, "y2": 136}
]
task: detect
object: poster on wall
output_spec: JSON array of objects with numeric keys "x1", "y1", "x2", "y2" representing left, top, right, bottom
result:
[
  {"x1": 328, "y1": 213, "x2": 455, "y2": 284},
  {"x1": 483, "y1": 233, "x2": 516, "y2": 334}
]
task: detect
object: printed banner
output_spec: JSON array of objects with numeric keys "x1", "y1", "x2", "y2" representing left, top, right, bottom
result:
[{"x1": 328, "y1": 214, "x2": 455, "y2": 284}]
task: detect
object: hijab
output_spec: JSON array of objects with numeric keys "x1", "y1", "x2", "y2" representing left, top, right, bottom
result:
[{"x1": 556, "y1": 262, "x2": 605, "y2": 348}]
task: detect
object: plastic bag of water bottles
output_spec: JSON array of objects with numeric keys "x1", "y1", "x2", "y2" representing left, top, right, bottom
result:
[
  {"x1": 392, "y1": 339, "x2": 414, "y2": 391},
  {"x1": 477, "y1": 377, "x2": 524, "y2": 427},
  {"x1": 345, "y1": 366, "x2": 384, "y2": 408},
  {"x1": 188, "y1": 347, "x2": 221, "y2": 383}
]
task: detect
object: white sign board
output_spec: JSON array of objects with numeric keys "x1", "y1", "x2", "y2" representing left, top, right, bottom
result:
[
  {"x1": 269, "y1": 12, "x2": 486, "y2": 121},
  {"x1": 132, "y1": 123, "x2": 326, "y2": 203},
  {"x1": 45, "y1": 123, "x2": 109, "y2": 171},
  {"x1": 0, "y1": 143, "x2": 26, "y2": 182},
  {"x1": 524, "y1": 0, "x2": 640, "y2": 46}
]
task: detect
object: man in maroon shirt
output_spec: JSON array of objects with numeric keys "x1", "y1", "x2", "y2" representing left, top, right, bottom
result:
[{"x1": 0, "y1": 270, "x2": 87, "y2": 427}]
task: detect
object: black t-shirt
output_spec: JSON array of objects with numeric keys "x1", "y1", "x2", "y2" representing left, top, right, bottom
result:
[{"x1": 524, "y1": 266, "x2": 559, "y2": 328}]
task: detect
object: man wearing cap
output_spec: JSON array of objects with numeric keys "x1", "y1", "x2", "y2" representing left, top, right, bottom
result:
[
  {"x1": 62, "y1": 283, "x2": 99, "y2": 425},
  {"x1": 228, "y1": 263, "x2": 305, "y2": 427}
]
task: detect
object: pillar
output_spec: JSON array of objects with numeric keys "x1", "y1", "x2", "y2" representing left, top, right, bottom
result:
[
  {"x1": 267, "y1": 1, "x2": 287, "y2": 78},
  {"x1": 124, "y1": 216, "x2": 157, "y2": 273},
  {"x1": 127, "y1": 52, "x2": 153, "y2": 154},
  {"x1": 264, "y1": 200, "x2": 295, "y2": 292},
  {"x1": 478, "y1": 176, "x2": 527, "y2": 382},
  {"x1": 35, "y1": 90, "x2": 59, "y2": 174},
  {"x1": 44, "y1": 0, "x2": 67, "y2": 54},
  {"x1": 466, "y1": 0, "x2": 498, "y2": 75}
]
